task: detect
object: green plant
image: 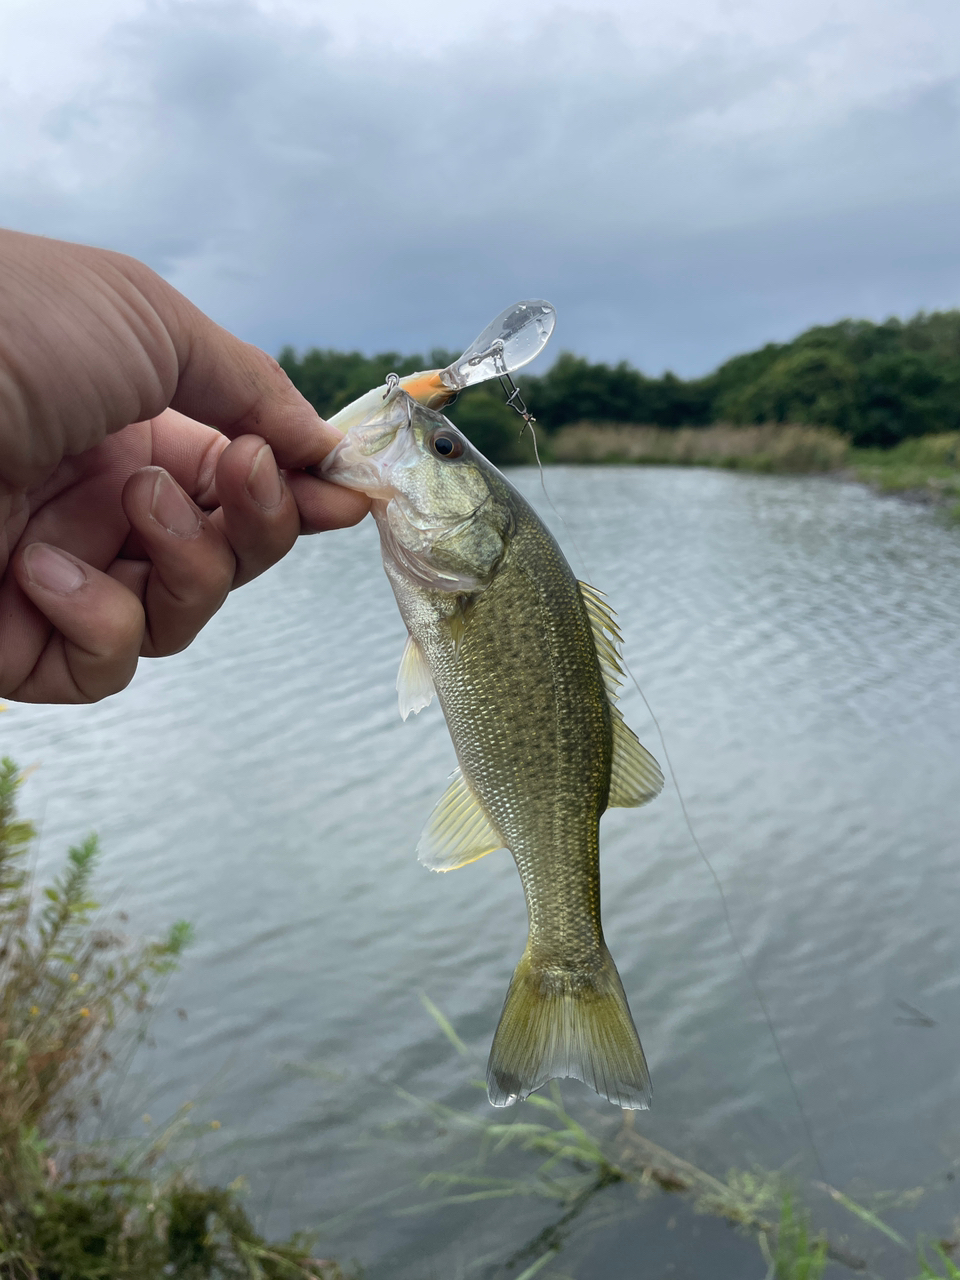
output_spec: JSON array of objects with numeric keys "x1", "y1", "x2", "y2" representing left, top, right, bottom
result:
[
  {"x1": 403, "y1": 1000, "x2": 960, "y2": 1278},
  {"x1": 914, "y1": 1242, "x2": 960, "y2": 1279},
  {"x1": 762, "y1": 1192, "x2": 828, "y2": 1280},
  {"x1": 852, "y1": 432, "x2": 960, "y2": 500},
  {"x1": 281, "y1": 308, "x2": 960, "y2": 445},
  {"x1": 0, "y1": 758, "x2": 356, "y2": 1279},
  {"x1": 0, "y1": 756, "x2": 190, "y2": 1181}
]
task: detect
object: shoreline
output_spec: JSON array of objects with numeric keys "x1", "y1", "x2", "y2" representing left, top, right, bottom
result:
[{"x1": 546, "y1": 422, "x2": 960, "y2": 518}]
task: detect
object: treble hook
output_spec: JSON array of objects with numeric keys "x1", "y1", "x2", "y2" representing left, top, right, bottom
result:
[{"x1": 497, "y1": 370, "x2": 537, "y2": 430}]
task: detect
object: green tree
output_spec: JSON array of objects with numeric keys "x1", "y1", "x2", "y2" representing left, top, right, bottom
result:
[
  {"x1": 718, "y1": 346, "x2": 859, "y2": 431},
  {"x1": 279, "y1": 308, "x2": 960, "y2": 452},
  {"x1": 853, "y1": 350, "x2": 960, "y2": 446}
]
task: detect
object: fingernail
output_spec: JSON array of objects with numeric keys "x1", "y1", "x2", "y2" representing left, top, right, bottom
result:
[
  {"x1": 151, "y1": 469, "x2": 201, "y2": 538},
  {"x1": 246, "y1": 445, "x2": 284, "y2": 511},
  {"x1": 23, "y1": 543, "x2": 86, "y2": 594}
]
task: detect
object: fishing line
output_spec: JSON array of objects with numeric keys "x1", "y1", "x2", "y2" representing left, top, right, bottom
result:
[{"x1": 513, "y1": 410, "x2": 828, "y2": 1184}]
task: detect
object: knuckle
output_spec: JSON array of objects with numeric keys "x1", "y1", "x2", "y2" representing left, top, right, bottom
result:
[
  {"x1": 192, "y1": 549, "x2": 236, "y2": 602},
  {"x1": 94, "y1": 603, "x2": 144, "y2": 661},
  {"x1": 157, "y1": 558, "x2": 234, "y2": 622}
]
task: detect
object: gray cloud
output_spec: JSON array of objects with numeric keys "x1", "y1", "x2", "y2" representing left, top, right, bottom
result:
[{"x1": 2, "y1": 0, "x2": 958, "y2": 373}]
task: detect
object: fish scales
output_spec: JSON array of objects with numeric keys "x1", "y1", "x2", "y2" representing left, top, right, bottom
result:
[
  {"x1": 392, "y1": 500, "x2": 611, "y2": 972},
  {"x1": 322, "y1": 388, "x2": 663, "y2": 1109}
]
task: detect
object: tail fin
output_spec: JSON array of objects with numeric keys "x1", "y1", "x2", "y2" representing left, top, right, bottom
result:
[{"x1": 486, "y1": 944, "x2": 651, "y2": 1110}]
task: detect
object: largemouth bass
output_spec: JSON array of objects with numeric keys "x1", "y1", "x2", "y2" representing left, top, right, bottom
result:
[{"x1": 322, "y1": 388, "x2": 663, "y2": 1109}]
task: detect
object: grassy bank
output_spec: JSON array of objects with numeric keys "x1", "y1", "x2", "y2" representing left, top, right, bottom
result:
[
  {"x1": 851, "y1": 433, "x2": 960, "y2": 512},
  {"x1": 395, "y1": 1000, "x2": 960, "y2": 1279},
  {"x1": 0, "y1": 757, "x2": 352, "y2": 1280},
  {"x1": 549, "y1": 422, "x2": 960, "y2": 514}
]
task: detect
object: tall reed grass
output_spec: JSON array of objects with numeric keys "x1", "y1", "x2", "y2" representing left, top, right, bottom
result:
[
  {"x1": 550, "y1": 422, "x2": 850, "y2": 473},
  {"x1": 547, "y1": 422, "x2": 960, "y2": 520}
]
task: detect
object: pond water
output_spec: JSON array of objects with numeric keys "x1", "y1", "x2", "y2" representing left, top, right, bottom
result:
[{"x1": 4, "y1": 466, "x2": 960, "y2": 1278}]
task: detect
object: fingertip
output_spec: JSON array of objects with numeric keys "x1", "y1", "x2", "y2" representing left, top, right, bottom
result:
[
  {"x1": 122, "y1": 464, "x2": 204, "y2": 541},
  {"x1": 246, "y1": 442, "x2": 285, "y2": 511},
  {"x1": 215, "y1": 435, "x2": 287, "y2": 513},
  {"x1": 14, "y1": 543, "x2": 145, "y2": 702},
  {"x1": 286, "y1": 472, "x2": 371, "y2": 533},
  {"x1": 214, "y1": 435, "x2": 300, "y2": 586},
  {"x1": 21, "y1": 542, "x2": 87, "y2": 595}
]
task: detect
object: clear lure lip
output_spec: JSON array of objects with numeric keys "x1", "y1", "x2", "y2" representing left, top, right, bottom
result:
[
  {"x1": 316, "y1": 299, "x2": 557, "y2": 446},
  {"x1": 440, "y1": 300, "x2": 557, "y2": 391}
]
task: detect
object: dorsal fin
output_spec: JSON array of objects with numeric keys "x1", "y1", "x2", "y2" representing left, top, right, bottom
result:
[
  {"x1": 578, "y1": 581, "x2": 625, "y2": 700},
  {"x1": 578, "y1": 581, "x2": 664, "y2": 808},
  {"x1": 417, "y1": 768, "x2": 506, "y2": 871}
]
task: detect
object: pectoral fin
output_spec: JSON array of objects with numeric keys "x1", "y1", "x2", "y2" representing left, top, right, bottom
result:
[
  {"x1": 417, "y1": 768, "x2": 506, "y2": 872},
  {"x1": 397, "y1": 634, "x2": 435, "y2": 720},
  {"x1": 609, "y1": 709, "x2": 664, "y2": 807}
]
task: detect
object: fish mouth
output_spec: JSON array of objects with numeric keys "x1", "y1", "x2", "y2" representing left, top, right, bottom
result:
[
  {"x1": 321, "y1": 389, "x2": 416, "y2": 498},
  {"x1": 321, "y1": 419, "x2": 411, "y2": 499},
  {"x1": 320, "y1": 434, "x2": 392, "y2": 498}
]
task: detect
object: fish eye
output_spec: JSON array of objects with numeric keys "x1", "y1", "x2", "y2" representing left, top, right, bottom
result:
[{"x1": 430, "y1": 431, "x2": 464, "y2": 460}]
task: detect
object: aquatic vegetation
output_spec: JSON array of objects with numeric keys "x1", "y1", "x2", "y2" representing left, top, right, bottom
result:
[
  {"x1": 405, "y1": 1076, "x2": 956, "y2": 1277},
  {"x1": 549, "y1": 422, "x2": 960, "y2": 515},
  {"x1": 398, "y1": 998, "x2": 960, "y2": 1279},
  {"x1": 914, "y1": 1242, "x2": 960, "y2": 1279},
  {"x1": 398, "y1": 1075, "x2": 847, "y2": 1276},
  {"x1": 761, "y1": 1193, "x2": 828, "y2": 1280},
  {"x1": 0, "y1": 757, "x2": 353, "y2": 1280}
]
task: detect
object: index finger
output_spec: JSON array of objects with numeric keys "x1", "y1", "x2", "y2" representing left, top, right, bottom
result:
[{"x1": 119, "y1": 259, "x2": 341, "y2": 470}]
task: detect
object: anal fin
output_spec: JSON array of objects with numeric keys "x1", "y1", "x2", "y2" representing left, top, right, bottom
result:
[{"x1": 417, "y1": 768, "x2": 505, "y2": 872}]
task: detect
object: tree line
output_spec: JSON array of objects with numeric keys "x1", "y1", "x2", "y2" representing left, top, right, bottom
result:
[{"x1": 279, "y1": 310, "x2": 960, "y2": 463}]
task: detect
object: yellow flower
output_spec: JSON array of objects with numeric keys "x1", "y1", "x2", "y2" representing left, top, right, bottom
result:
[
  {"x1": 79, "y1": 1007, "x2": 91, "y2": 1018},
  {"x1": 69, "y1": 973, "x2": 79, "y2": 983},
  {"x1": 210, "y1": 1120, "x2": 221, "y2": 1130},
  {"x1": 29, "y1": 1006, "x2": 39, "y2": 1017}
]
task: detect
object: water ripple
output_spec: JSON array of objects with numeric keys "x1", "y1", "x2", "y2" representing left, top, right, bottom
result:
[{"x1": 3, "y1": 468, "x2": 960, "y2": 1274}]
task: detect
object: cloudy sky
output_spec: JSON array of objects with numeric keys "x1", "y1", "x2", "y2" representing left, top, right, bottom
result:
[{"x1": 2, "y1": 0, "x2": 958, "y2": 375}]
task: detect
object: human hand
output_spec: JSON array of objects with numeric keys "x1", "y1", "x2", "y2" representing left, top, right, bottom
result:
[{"x1": 0, "y1": 229, "x2": 369, "y2": 703}]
